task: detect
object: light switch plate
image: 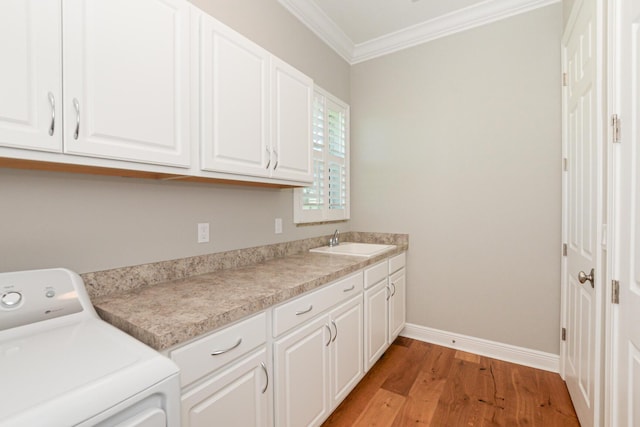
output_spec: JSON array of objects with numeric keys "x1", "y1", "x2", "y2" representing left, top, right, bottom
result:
[{"x1": 275, "y1": 218, "x2": 283, "y2": 234}]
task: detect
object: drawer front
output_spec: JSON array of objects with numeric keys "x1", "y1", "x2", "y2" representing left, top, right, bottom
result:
[
  {"x1": 273, "y1": 272, "x2": 363, "y2": 337},
  {"x1": 389, "y1": 253, "x2": 406, "y2": 274},
  {"x1": 364, "y1": 260, "x2": 387, "y2": 289},
  {"x1": 171, "y1": 311, "x2": 267, "y2": 388}
]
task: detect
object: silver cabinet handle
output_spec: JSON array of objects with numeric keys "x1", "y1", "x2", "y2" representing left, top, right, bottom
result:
[
  {"x1": 390, "y1": 282, "x2": 397, "y2": 297},
  {"x1": 260, "y1": 362, "x2": 269, "y2": 394},
  {"x1": 386, "y1": 285, "x2": 391, "y2": 301},
  {"x1": 343, "y1": 285, "x2": 355, "y2": 292},
  {"x1": 331, "y1": 320, "x2": 337, "y2": 343},
  {"x1": 295, "y1": 305, "x2": 313, "y2": 316},
  {"x1": 73, "y1": 98, "x2": 80, "y2": 140},
  {"x1": 211, "y1": 337, "x2": 242, "y2": 356},
  {"x1": 265, "y1": 147, "x2": 271, "y2": 169},
  {"x1": 273, "y1": 149, "x2": 279, "y2": 170},
  {"x1": 325, "y1": 324, "x2": 332, "y2": 346},
  {"x1": 47, "y1": 92, "x2": 55, "y2": 136}
]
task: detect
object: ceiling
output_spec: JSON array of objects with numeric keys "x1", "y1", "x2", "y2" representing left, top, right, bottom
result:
[{"x1": 278, "y1": 0, "x2": 560, "y2": 64}]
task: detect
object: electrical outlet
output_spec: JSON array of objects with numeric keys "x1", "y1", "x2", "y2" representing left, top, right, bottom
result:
[
  {"x1": 275, "y1": 218, "x2": 283, "y2": 234},
  {"x1": 197, "y1": 223, "x2": 210, "y2": 243}
]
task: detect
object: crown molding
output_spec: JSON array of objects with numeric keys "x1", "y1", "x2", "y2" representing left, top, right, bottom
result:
[
  {"x1": 277, "y1": 0, "x2": 354, "y2": 63},
  {"x1": 278, "y1": 0, "x2": 561, "y2": 65},
  {"x1": 351, "y1": 0, "x2": 561, "y2": 63}
]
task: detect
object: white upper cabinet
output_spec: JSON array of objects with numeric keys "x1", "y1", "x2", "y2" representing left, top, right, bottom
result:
[
  {"x1": 0, "y1": 0, "x2": 62, "y2": 152},
  {"x1": 62, "y1": 0, "x2": 191, "y2": 167},
  {"x1": 270, "y1": 57, "x2": 313, "y2": 183},
  {"x1": 197, "y1": 13, "x2": 270, "y2": 177},
  {"x1": 195, "y1": 10, "x2": 313, "y2": 185}
]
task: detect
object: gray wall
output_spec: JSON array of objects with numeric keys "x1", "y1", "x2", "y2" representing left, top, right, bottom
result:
[
  {"x1": 349, "y1": 4, "x2": 563, "y2": 354},
  {"x1": 0, "y1": 0, "x2": 351, "y2": 274}
]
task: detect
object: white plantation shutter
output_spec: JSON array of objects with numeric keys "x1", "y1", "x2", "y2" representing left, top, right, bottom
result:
[
  {"x1": 326, "y1": 98, "x2": 347, "y2": 219},
  {"x1": 294, "y1": 87, "x2": 349, "y2": 223},
  {"x1": 301, "y1": 93, "x2": 326, "y2": 212}
]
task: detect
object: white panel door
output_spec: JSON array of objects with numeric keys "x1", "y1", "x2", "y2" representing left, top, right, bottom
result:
[
  {"x1": 0, "y1": 0, "x2": 62, "y2": 152},
  {"x1": 274, "y1": 315, "x2": 330, "y2": 427},
  {"x1": 63, "y1": 0, "x2": 190, "y2": 167},
  {"x1": 181, "y1": 349, "x2": 271, "y2": 427},
  {"x1": 198, "y1": 13, "x2": 270, "y2": 177},
  {"x1": 364, "y1": 279, "x2": 389, "y2": 371},
  {"x1": 612, "y1": 0, "x2": 640, "y2": 424},
  {"x1": 561, "y1": 0, "x2": 604, "y2": 425},
  {"x1": 270, "y1": 56, "x2": 313, "y2": 183},
  {"x1": 389, "y1": 268, "x2": 406, "y2": 342},
  {"x1": 330, "y1": 295, "x2": 364, "y2": 407}
]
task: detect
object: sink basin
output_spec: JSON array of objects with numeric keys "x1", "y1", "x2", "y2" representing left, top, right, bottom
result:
[{"x1": 309, "y1": 242, "x2": 396, "y2": 258}]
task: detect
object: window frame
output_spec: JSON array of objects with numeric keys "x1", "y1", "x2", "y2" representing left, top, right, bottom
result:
[{"x1": 293, "y1": 86, "x2": 350, "y2": 224}]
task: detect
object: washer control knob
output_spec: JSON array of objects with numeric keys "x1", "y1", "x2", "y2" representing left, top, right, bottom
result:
[{"x1": 1, "y1": 291, "x2": 23, "y2": 308}]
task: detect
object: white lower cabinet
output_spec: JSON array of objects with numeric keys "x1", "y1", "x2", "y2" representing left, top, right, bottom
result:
[
  {"x1": 389, "y1": 266, "x2": 406, "y2": 343},
  {"x1": 181, "y1": 348, "x2": 271, "y2": 427},
  {"x1": 330, "y1": 295, "x2": 364, "y2": 406},
  {"x1": 172, "y1": 252, "x2": 405, "y2": 427},
  {"x1": 274, "y1": 314, "x2": 331, "y2": 427},
  {"x1": 170, "y1": 312, "x2": 272, "y2": 427},
  {"x1": 363, "y1": 252, "x2": 407, "y2": 371},
  {"x1": 364, "y1": 278, "x2": 389, "y2": 371},
  {"x1": 274, "y1": 295, "x2": 363, "y2": 427}
]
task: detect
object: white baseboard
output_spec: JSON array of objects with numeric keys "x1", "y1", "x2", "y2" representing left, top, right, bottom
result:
[{"x1": 400, "y1": 323, "x2": 560, "y2": 373}]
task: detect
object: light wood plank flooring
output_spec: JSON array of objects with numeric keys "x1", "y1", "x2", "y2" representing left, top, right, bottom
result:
[{"x1": 323, "y1": 337, "x2": 580, "y2": 427}]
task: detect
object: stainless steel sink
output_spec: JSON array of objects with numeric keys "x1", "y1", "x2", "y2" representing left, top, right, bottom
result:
[{"x1": 309, "y1": 242, "x2": 396, "y2": 258}]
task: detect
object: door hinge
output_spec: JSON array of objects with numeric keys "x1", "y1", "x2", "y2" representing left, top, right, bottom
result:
[
  {"x1": 562, "y1": 243, "x2": 568, "y2": 256},
  {"x1": 612, "y1": 280, "x2": 620, "y2": 304},
  {"x1": 562, "y1": 72, "x2": 568, "y2": 87},
  {"x1": 561, "y1": 327, "x2": 567, "y2": 341},
  {"x1": 563, "y1": 157, "x2": 568, "y2": 171},
  {"x1": 612, "y1": 114, "x2": 621, "y2": 143}
]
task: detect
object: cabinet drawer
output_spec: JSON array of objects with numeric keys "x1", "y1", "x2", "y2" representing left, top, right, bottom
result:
[
  {"x1": 273, "y1": 272, "x2": 363, "y2": 337},
  {"x1": 364, "y1": 260, "x2": 387, "y2": 289},
  {"x1": 389, "y1": 253, "x2": 406, "y2": 274},
  {"x1": 171, "y1": 312, "x2": 267, "y2": 388}
]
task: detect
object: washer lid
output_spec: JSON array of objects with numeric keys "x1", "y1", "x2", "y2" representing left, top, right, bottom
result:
[{"x1": 0, "y1": 319, "x2": 169, "y2": 421}]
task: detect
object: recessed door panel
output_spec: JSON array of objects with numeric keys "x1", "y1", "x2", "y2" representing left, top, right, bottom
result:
[
  {"x1": 0, "y1": 0, "x2": 62, "y2": 152},
  {"x1": 63, "y1": 0, "x2": 190, "y2": 167}
]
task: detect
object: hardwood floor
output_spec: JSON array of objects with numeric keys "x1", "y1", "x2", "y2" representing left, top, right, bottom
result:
[{"x1": 323, "y1": 337, "x2": 580, "y2": 427}]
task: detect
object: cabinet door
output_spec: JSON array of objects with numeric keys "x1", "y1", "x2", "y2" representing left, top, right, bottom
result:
[
  {"x1": 63, "y1": 0, "x2": 190, "y2": 167},
  {"x1": 198, "y1": 14, "x2": 270, "y2": 177},
  {"x1": 330, "y1": 295, "x2": 364, "y2": 406},
  {"x1": 389, "y1": 268, "x2": 406, "y2": 342},
  {"x1": 0, "y1": 0, "x2": 62, "y2": 152},
  {"x1": 274, "y1": 315, "x2": 330, "y2": 427},
  {"x1": 181, "y1": 348, "x2": 271, "y2": 427},
  {"x1": 270, "y1": 56, "x2": 312, "y2": 183},
  {"x1": 364, "y1": 279, "x2": 389, "y2": 372}
]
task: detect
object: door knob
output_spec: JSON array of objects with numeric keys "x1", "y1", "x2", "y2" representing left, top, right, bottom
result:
[{"x1": 578, "y1": 268, "x2": 595, "y2": 288}]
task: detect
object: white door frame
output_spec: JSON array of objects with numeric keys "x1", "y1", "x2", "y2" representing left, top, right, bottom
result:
[{"x1": 604, "y1": 0, "x2": 618, "y2": 425}]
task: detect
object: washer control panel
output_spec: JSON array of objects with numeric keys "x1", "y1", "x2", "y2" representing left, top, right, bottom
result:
[{"x1": 0, "y1": 269, "x2": 84, "y2": 331}]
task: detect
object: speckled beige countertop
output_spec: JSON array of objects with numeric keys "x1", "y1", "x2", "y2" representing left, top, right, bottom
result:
[{"x1": 92, "y1": 235, "x2": 407, "y2": 351}]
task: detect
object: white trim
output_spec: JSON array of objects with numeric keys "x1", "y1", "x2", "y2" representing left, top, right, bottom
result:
[
  {"x1": 278, "y1": 0, "x2": 561, "y2": 64},
  {"x1": 401, "y1": 323, "x2": 560, "y2": 373},
  {"x1": 277, "y1": 0, "x2": 354, "y2": 63}
]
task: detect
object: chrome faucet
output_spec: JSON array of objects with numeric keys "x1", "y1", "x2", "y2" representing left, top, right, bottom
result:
[{"x1": 329, "y1": 229, "x2": 340, "y2": 247}]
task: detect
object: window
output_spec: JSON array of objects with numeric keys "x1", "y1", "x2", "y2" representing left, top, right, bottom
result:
[{"x1": 294, "y1": 87, "x2": 349, "y2": 223}]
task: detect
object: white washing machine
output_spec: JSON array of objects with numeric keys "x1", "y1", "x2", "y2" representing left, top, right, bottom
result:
[{"x1": 0, "y1": 268, "x2": 181, "y2": 427}]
